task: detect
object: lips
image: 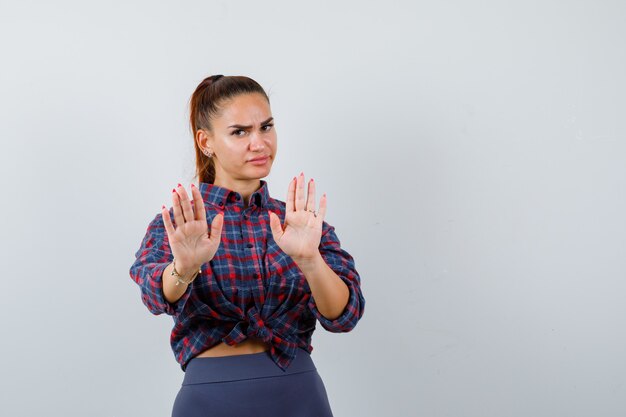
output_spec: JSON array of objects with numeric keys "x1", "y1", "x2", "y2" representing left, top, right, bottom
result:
[{"x1": 248, "y1": 155, "x2": 269, "y2": 162}]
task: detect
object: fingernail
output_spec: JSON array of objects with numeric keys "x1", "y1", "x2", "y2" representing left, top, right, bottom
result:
[
  {"x1": 300, "y1": 171, "x2": 304, "y2": 176},
  {"x1": 172, "y1": 188, "x2": 176, "y2": 193},
  {"x1": 191, "y1": 183, "x2": 195, "y2": 188},
  {"x1": 310, "y1": 178, "x2": 314, "y2": 182},
  {"x1": 178, "y1": 183, "x2": 182, "y2": 187},
  {"x1": 162, "y1": 205, "x2": 166, "y2": 209}
]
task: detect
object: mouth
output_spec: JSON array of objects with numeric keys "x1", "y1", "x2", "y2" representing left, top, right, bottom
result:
[{"x1": 248, "y1": 155, "x2": 270, "y2": 162}]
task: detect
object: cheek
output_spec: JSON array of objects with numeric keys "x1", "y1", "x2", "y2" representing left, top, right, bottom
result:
[
  {"x1": 223, "y1": 141, "x2": 247, "y2": 155},
  {"x1": 217, "y1": 145, "x2": 242, "y2": 166},
  {"x1": 268, "y1": 136, "x2": 277, "y2": 151}
]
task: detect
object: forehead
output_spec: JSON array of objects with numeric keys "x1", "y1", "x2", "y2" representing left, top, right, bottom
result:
[{"x1": 216, "y1": 93, "x2": 271, "y2": 124}]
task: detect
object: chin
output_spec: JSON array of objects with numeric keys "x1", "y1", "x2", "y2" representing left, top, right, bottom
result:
[
  {"x1": 247, "y1": 165, "x2": 271, "y2": 175},
  {"x1": 257, "y1": 167, "x2": 272, "y2": 177}
]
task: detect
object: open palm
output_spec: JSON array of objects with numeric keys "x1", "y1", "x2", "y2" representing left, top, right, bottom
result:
[
  {"x1": 162, "y1": 184, "x2": 224, "y2": 272},
  {"x1": 269, "y1": 173, "x2": 327, "y2": 262}
]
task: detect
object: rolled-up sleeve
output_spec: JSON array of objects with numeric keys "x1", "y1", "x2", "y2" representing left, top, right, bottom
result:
[
  {"x1": 307, "y1": 222, "x2": 365, "y2": 332},
  {"x1": 129, "y1": 212, "x2": 193, "y2": 316}
]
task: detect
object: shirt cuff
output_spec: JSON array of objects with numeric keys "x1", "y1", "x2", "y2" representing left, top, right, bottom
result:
[
  {"x1": 140, "y1": 262, "x2": 194, "y2": 316},
  {"x1": 307, "y1": 267, "x2": 364, "y2": 333}
]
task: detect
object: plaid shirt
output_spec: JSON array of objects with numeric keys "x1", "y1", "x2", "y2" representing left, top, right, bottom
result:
[{"x1": 129, "y1": 180, "x2": 365, "y2": 372}]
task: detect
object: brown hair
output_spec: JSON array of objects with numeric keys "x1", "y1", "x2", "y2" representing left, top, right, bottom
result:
[{"x1": 188, "y1": 74, "x2": 270, "y2": 184}]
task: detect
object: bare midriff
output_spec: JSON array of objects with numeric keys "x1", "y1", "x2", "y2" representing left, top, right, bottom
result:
[{"x1": 195, "y1": 337, "x2": 272, "y2": 358}]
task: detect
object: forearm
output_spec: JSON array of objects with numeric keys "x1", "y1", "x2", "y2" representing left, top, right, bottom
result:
[
  {"x1": 294, "y1": 253, "x2": 349, "y2": 320},
  {"x1": 162, "y1": 261, "x2": 198, "y2": 304}
]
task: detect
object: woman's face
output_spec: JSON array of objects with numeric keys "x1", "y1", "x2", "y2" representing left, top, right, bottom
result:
[{"x1": 200, "y1": 92, "x2": 277, "y2": 186}]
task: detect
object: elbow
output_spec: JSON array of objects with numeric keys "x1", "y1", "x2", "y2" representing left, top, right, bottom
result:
[
  {"x1": 337, "y1": 297, "x2": 365, "y2": 333},
  {"x1": 314, "y1": 288, "x2": 365, "y2": 333},
  {"x1": 130, "y1": 264, "x2": 170, "y2": 316},
  {"x1": 141, "y1": 292, "x2": 166, "y2": 316}
]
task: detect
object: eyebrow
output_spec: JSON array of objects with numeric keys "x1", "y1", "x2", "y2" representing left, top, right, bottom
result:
[{"x1": 228, "y1": 117, "x2": 274, "y2": 129}]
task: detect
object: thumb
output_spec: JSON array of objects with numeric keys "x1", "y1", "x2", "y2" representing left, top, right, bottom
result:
[
  {"x1": 268, "y1": 211, "x2": 283, "y2": 240},
  {"x1": 209, "y1": 212, "x2": 224, "y2": 241}
]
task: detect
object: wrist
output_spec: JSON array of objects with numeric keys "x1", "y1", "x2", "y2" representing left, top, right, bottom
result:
[
  {"x1": 292, "y1": 252, "x2": 324, "y2": 273},
  {"x1": 171, "y1": 259, "x2": 201, "y2": 284}
]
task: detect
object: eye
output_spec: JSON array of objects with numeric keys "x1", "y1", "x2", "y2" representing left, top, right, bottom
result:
[
  {"x1": 262, "y1": 123, "x2": 274, "y2": 132},
  {"x1": 231, "y1": 129, "x2": 246, "y2": 136}
]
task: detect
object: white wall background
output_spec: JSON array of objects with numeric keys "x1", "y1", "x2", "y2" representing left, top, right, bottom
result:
[{"x1": 1, "y1": 1, "x2": 625, "y2": 416}]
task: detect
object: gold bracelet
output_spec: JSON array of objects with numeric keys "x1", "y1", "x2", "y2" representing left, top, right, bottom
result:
[{"x1": 171, "y1": 258, "x2": 201, "y2": 286}]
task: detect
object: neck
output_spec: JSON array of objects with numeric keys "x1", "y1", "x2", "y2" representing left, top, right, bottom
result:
[{"x1": 213, "y1": 178, "x2": 261, "y2": 206}]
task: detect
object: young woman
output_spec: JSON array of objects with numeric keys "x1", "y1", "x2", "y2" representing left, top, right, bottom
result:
[{"x1": 129, "y1": 75, "x2": 365, "y2": 417}]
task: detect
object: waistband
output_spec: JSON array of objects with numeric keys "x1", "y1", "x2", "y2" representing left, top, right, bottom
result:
[{"x1": 182, "y1": 347, "x2": 317, "y2": 385}]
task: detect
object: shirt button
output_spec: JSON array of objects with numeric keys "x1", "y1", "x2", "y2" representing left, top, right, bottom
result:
[
  {"x1": 246, "y1": 243, "x2": 253, "y2": 248},
  {"x1": 218, "y1": 201, "x2": 224, "y2": 207},
  {"x1": 253, "y1": 273, "x2": 259, "y2": 279}
]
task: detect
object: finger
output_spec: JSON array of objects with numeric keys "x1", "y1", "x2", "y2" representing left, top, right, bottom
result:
[
  {"x1": 209, "y1": 212, "x2": 224, "y2": 242},
  {"x1": 286, "y1": 176, "x2": 296, "y2": 212},
  {"x1": 172, "y1": 188, "x2": 184, "y2": 228},
  {"x1": 317, "y1": 192, "x2": 327, "y2": 223},
  {"x1": 161, "y1": 205, "x2": 175, "y2": 238},
  {"x1": 190, "y1": 183, "x2": 207, "y2": 223},
  {"x1": 295, "y1": 171, "x2": 305, "y2": 211},
  {"x1": 305, "y1": 178, "x2": 316, "y2": 213},
  {"x1": 268, "y1": 211, "x2": 284, "y2": 241},
  {"x1": 177, "y1": 183, "x2": 195, "y2": 223}
]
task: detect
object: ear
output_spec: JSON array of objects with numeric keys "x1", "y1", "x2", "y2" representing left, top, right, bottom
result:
[{"x1": 196, "y1": 128, "x2": 214, "y2": 154}]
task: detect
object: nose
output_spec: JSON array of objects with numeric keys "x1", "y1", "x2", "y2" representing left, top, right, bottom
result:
[{"x1": 249, "y1": 132, "x2": 265, "y2": 151}]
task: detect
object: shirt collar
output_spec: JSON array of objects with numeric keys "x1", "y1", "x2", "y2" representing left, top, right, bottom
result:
[{"x1": 198, "y1": 179, "x2": 270, "y2": 209}]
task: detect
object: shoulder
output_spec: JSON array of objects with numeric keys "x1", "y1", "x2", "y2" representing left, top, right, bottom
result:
[
  {"x1": 265, "y1": 196, "x2": 286, "y2": 215},
  {"x1": 146, "y1": 210, "x2": 165, "y2": 230},
  {"x1": 140, "y1": 210, "x2": 169, "y2": 243}
]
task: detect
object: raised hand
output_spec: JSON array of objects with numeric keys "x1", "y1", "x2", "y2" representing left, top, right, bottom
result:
[
  {"x1": 269, "y1": 172, "x2": 327, "y2": 263},
  {"x1": 161, "y1": 183, "x2": 224, "y2": 275}
]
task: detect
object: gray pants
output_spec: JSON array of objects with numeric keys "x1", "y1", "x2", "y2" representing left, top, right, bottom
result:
[{"x1": 172, "y1": 347, "x2": 334, "y2": 417}]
